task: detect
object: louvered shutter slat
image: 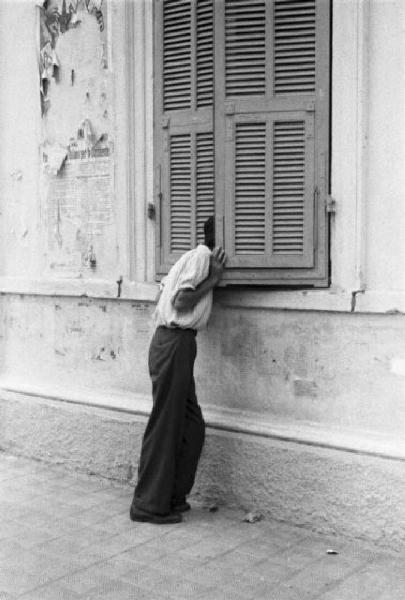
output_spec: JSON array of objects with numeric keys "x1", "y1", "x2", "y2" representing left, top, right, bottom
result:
[
  {"x1": 170, "y1": 135, "x2": 192, "y2": 252},
  {"x1": 274, "y1": 0, "x2": 316, "y2": 95},
  {"x1": 272, "y1": 120, "x2": 305, "y2": 254},
  {"x1": 197, "y1": 0, "x2": 214, "y2": 108},
  {"x1": 225, "y1": 0, "x2": 266, "y2": 97},
  {"x1": 163, "y1": 0, "x2": 191, "y2": 111}
]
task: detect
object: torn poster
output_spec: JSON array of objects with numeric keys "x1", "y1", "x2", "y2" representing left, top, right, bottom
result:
[
  {"x1": 44, "y1": 137, "x2": 115, "y2": 275},
  {"x1": 42, "y1": 142, "x2": 68, "y2": 175},
  {"x1": 38, "y1": 0, "x2": 108, "y2": 116}
]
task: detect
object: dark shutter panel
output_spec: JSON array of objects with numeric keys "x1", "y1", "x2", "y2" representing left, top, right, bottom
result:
[
  {"x1": 156, "y1": 0, "x2": 214, "y2": 275},
  {"x1": 216, "y1": 0, "x2": 330, "y2": 284}
]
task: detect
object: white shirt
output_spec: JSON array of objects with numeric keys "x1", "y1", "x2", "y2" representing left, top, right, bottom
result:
[{"x1": 154, "y1": 244, "x2": 213, "y2": 331}]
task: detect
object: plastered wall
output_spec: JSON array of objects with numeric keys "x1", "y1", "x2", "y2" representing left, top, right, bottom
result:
[
  {"x1": 0, "y1": 1, "x2": 127, "y2": 282},
  {"x1": 365, "y1": 0, "x2": 405, "y2": 292},
  {"x1": 1, "y1": 293, "x2": 404, "y2": 439}
]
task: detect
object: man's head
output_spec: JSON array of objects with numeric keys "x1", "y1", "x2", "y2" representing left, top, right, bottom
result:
[{"x1": 204, "y1": 216, "x2": 215, "y2": 250}]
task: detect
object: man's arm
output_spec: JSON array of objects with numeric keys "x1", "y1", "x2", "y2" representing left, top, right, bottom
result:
[{"x1": 172, "y1": 246, "x2": 227, "y2": 312}]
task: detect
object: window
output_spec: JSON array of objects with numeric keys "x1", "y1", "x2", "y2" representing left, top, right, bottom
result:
[{"x1": 154, "y1": 0, "x2": 330, "y2": 286}]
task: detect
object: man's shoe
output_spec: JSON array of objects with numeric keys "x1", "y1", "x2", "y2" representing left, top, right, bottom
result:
[
  {"x1": 171, "y1": 500, "x2": 191, "y2": 513},
  {"x1": 130, "y1": 506, "x2": 182, "y2": 524}
]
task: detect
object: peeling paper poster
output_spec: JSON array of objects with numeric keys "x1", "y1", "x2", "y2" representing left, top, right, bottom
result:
[
  {"x1": 45, "y1": 139, "x2": 115, "y2": 275},
  {"x1": 39, "y1": 0, "x2": 108, "y2": 115},
  {"x1": 39, "y1": 0, "x2": 115, "y2": 278},
  {"x1": 42, "y1": 142, "x2": 67, "y2": 175}
]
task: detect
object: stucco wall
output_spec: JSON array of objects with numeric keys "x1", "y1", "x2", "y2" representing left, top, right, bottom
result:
[
  {"x1": 365, "y1": 0, "x2": 405, "y2": 292},
  {"x1": 1, "y1": 293, "x2": 404, "y2": 439}
]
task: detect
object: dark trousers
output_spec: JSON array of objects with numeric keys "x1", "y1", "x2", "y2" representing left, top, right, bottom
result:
[{"x1": 131, "y1": 326, "x2": 205, "y2": 515}]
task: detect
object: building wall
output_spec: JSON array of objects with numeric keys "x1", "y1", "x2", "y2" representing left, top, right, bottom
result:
[{"x1": 0, "y1": 0, "x2": 404, "y2": 547}]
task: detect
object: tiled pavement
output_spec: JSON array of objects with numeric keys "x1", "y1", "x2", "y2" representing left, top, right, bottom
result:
[{"x1": 0, "y1": 453, "x2": 404, "y2": 600}]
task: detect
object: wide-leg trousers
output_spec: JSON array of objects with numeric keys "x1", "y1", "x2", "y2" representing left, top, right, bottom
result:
[{"x1": 131, "y1": 326, "x2": 205, "y2": 515}]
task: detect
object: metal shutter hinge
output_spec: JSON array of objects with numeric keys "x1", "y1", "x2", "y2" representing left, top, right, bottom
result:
[{"x1": 325, "y1": 195, "x2": 336, "y2": 213}]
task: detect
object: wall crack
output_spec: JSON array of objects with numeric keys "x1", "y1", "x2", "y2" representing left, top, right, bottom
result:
[{"x1": 351, "y1": 290, "x2": 365, "y2": 312}]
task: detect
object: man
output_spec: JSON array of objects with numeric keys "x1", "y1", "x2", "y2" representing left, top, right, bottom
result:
[{"x1": 130, "y1": 217, "x2": 226, "y2": 524}]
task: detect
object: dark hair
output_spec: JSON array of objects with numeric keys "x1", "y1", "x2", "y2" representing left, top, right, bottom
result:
[{"x1": 204, "y1": 216, "x2": 215, "y2": 250}]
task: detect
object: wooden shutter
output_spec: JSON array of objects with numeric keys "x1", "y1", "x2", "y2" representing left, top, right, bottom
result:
[
  {"x1": 155, "y1": 0, "x2": 215, "y2": 275},
  {"x1": 215, "y1": 0, "x2": 330, "y2": 285},
  {"x1": 155, "y1": 0, "x2": 330, "y2": 286}
]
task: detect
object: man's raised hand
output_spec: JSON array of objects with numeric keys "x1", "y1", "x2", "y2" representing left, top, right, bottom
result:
[{"x1": 210, "y1": 246, "x2": 227, "y2": 284}]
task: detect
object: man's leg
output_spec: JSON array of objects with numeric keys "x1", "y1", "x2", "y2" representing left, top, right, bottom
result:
[
  {"x1": 131, "y1": 327, "x2": 196, "y2": 516},
  {"x1": 172, "y1": 377, "x2": 205, "y2": 506}
]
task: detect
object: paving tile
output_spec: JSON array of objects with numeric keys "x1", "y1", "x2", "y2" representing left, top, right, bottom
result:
[
  {"x1": 82, "y1": 554, "x2": 149, "y2": 579},
  {"x1": 0, "y1": 537, "x2": 26, "y2": 558},
  {"x1": 205, "y1": 547, "x2": 267, "y2": 571},
  {"x1": 136, "y1": 569, "x2": 215, "y2": 600},
  {"x1": 95, "y1": 512, "x2": 142, "y2": 535},
  {"x1": 175, "y1": 532, "x2": 243, "y2": 561},
  {"x1": 1, "y1": 453, "x2": 405, "y2": 600},
  {"x1": 318, "y1": 559, "x2": 405, "y2": 600},
  {"x1": 142, "y1": 553, "x2": 202, "y2": 577},
  {"x1": 139, "y1": 527, "x2": 211, "y2": 555},
  {"x1": 0, "y1": 592, "x2": 16, "y2": 600},
  {"x1": 248, "y1": 558, "x2": 300, "y2": 583},
  {"x1": 196, "y1": 587, "x2": 250, "y2": 600},
  {"x1": 235, "y1": 535, "x2": 286, "y2": 560},
  {"x1": 216, "y1": 571, "x2": 279, "y2": 600},
  {"x1": 375, "y1": 587, "x2": 405, "y2": 600},
  {"x1": 1, "y1": 547, "x2": 81, "y2": 580},
  {"x1": 254, "y1": 583, "x2": 314, "y2": 600},
  {"x1": 19, "y1": 583, "x2": 83, "y2": 600},
  {"x1": 117, "y1": 562, "x2": 167, "y2": 589},
  {"x1": 0, "y1": 569, "x2": 56, "y2": 597},
  {"x1": 119, "y1": 541, "x2": 171, "y2": 564},
  {"x1": 56, "y1": 568, "x2": 118, "y2": 595},
  {"x1": 85, "y1": 579, "x2": 150, "y2": 599},
  {"x1": 282, "y1": 552, "x2": 368, "y2": 597},
  {"x1": 183, "y1": 562, "x2": 242, "y2": 587}
]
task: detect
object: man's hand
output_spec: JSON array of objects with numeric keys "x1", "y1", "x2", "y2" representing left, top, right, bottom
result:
[{"x1": 210, "y1": 246, "x2": 227, "y2": 285}]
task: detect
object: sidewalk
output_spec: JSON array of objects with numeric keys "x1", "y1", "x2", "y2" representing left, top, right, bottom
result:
[{"x1": 0, "y1": 452, "x2": 403, "y2": 600}]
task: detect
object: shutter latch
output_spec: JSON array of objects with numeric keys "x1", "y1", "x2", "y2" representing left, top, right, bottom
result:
[{"x1": 325, "y1": 195, "x2": 336, "y2": 213}]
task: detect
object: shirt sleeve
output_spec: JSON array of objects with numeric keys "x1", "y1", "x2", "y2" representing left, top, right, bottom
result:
[{"x1": 170, "y1": 248, "x2": 211, "y2": 302}]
